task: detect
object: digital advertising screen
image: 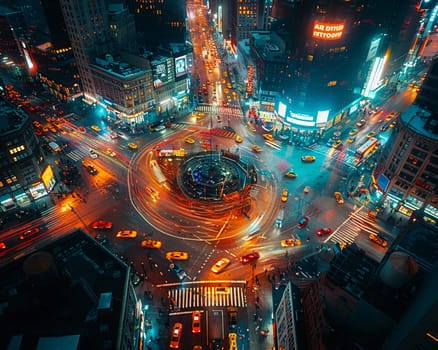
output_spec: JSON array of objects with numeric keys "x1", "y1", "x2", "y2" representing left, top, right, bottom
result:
[
  {"x1": 175, "y1": 55, "x2": 187, "y2": 77},
  {"x1": 277, "y1": 102, "x2": 287, "y2": 118},
  {"x1": 151, "y1": 57, "x2": 173, "y2": 88},
  {"x1": 312, "y1": 21, "x2": 345, "y2": 41}
]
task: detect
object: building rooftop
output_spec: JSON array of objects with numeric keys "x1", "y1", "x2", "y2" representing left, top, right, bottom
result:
[
  {"x1": 0, "y1": 229, "x2": 131, "y2": 350},
  {"x1": 92, "y1": 54, "x2": 144, "y2": 79},
  {"x1": 251, "y1": 31, "x2": 286, "y2": 62},
  {"x1": 400, "y1": 104, "x2": 438, "y2": 141},
  {"x1": 0, "y1": 97, "x2": 29, "y2": 136},
  {"x1": 392, "y1": 222, "x2": 438, "y2": 273}
]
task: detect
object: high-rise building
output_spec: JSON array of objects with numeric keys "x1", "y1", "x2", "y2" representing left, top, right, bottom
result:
[
  {"x1": 128, "y1": 0, "x2": 187, "y2": 50},
  {"x1": 90, "y1": 53, "x2": 156, "y2": 126},
  {"x1": 230, "y1": 0, "x2": 272, "y2": 43},
  {"x1": 0, "y1": 5, "x2": 35, "y2": 79},
  {"x1": 372, "y1": 58, "x2": 438, "y2": 224},
  {"x1": 0, "y1": 95, "x2": 47, "y2": 211},
  {"x1": 268, "y1": 0, "x2": 420, "y2": 138},
  {"x1": 58, "y1": 0, "x2": 114, "y2": 100},
  {"x1": 107, "y1": 3, "x2": 138, "y2": 54}
]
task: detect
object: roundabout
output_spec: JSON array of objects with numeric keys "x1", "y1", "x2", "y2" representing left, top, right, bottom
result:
[{"x1": 127, "y1": 127, "x2": 280, "y2": 242}]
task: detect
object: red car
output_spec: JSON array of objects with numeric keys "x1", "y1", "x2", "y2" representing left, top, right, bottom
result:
[
  {"x1": 19, "y1": 227, "x2": 40, "y2": 240},
  {"x1": 316, "y1": 228, "x2": 332, "y2": 236},
  {"x1": 91, "y1": 221, "x2": 113, "y2": 230},
  {"x1": 296, "y1": 215, "x2": 310, "y2": 229},
  {"x1": 240, "y1": 252, "x2": 260, "y2": 264}
]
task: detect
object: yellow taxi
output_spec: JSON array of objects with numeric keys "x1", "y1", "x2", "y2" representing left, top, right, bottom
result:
[
  {"x1": 235, "y1": 134, "x2": 243, "y2": 143},
  {"x1": 349, "y1": 128, "x2": 359, "y2": 136},
  {"x1": 252, "y1": 145, "x2": 262, "y2": 153},
  {"x1": 281, "y1": 239, "x2": 301, "y2": 247},
  {"x1": 211, "y1": 257, "x2": 231, "y2": 273},
  {"x1": 91, "y1": 125, "x2": 101, "y2": 132},
  {"x1": 229, "y1": 333, "x2": 237, "y2": 350},
  {"x1": 281, "y1": 188, "x2": 289, "y2": 203},
  {"x1": 284, "y1": 171, "x2": 297, "y2": 179},
  {"x1": 116, "y1": 230, "x2": 138, "y2": 238},
  {"x1": 141, "y1": 239, "x2": 162, "y2": 249},
  {"x1": 263, "y1": 134, "x2": 274, "y2": 142},
  {"x1": 166, "y1": 251, "x2": 189, "y2": 261},
  {"x1": 333, "y1": 140, "x2": 343, "y2": 149},
  {"x1": 128, "y1": 142, "x2": 138, "y2": 150},
  {"x1": 184, "y1": 136, "x2": 196, "y2": 144},
  {"x1": 301, "y1": 155, "x2": 316, "y2": 162}
]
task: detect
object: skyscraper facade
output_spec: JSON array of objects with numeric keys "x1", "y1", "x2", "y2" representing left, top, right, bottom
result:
[
  {"x1": 59, "y1": 0, "x2": 114, "y2": 100},
  {"x1": 230, "y1": 0, "x2": 272, "y2": 43},
  {"x1": 372, "y1": 58, "x2": 438, "y2": 223},
  {"x1": 128, "y1": 0, "x2": 187, "y2": 50},
  {"x1": 267, "y1": 0, "x2": 421, "y2": 137}
]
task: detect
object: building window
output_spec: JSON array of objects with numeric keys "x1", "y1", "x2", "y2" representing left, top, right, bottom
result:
[
  {"x1": 9, "y1": 145, "x2": 26, "y2": 155},
  {"x1": 414, "y1": 141, "x2": 429, "y2": 151},
  {"x1": 407, "y1": 155, "x2": 422, "y2": 167},
  {"x1": 410, "y1": 148, "x2": 427, "y2": 159}
]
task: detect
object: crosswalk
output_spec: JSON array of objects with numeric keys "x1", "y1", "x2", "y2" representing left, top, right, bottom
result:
[
  {"x1": 306, "y1": 143, "x2": 356, "y2": 168},
  {"x1": 64, "y1": 148, "x2": 89, "y2": 162},
  {"x1": 167, "y1": 285, "x2": 247, "y2": 309},
  {"x1": 325, "y1": 206, "x2": 379, "y2": 245},
  {"x1": 195, "y1": 103, "x2": 243, "y2": 120},
  {"x1": 198, "y1": 128, "x2": 236, "y2": 139}
]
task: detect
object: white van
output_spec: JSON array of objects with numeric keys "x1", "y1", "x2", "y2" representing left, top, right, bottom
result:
[{"x1": 48, "y1": 142, "x2": 61, "y2": 153}]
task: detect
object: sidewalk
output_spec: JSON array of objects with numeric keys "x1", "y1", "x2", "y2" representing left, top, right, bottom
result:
[
  {"x1": 136, "y1": 281, "x2": 170, "y2": 350},
  {"x1": 246, "y1": 269, "x2": 276, "y2": 349}
]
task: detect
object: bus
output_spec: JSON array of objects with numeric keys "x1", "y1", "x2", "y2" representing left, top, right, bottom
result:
[
  {"x1": 354, "y1": 137, "x2": 379, "y2": 165},
  {"x1": 150, "y1": 159, "x2": 167, "y2": 185}
]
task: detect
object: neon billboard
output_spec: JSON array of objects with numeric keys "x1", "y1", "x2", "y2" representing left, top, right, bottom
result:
[{"x1": 312, "y1": 21, "x2": 345, "y2": 41}]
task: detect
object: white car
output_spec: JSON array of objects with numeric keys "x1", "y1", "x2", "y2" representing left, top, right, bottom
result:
[{"x1": 89, "y1": 149, "x2": 98, "y2": 159}]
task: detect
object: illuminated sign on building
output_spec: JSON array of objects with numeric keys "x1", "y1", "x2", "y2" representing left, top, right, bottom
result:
[
  {"x1": 218, "y1": 6, "x2": 223, "y2": 33},
  {"x1": 286, "y1": 111, "x2": 316, "y2": 127},
  {"x1": 151, "y1": 57, "x2": 173, "y2": 88},
  {"x1": 312, "y1": 21, "x2": 345, "y2": 41},
  {"x1": 366, "y1": 36, "x2": 382, "y2": 62},
  {"x1": 175, "y1": 55, "x2": 187, "y2": 78},
  {"x1": 316, "y1": 110, "x2": 330, "y2": 124},
  {"x1": 41, "y1": 165, "x2": 56, "y2": 192},
  {"x1": 377, "y1": 174, "x2": 390, "y2": 192},
  {"x1": 278, "y1": 102, "x2": 287, "y2": 118},
  {"x1": 362, "y1": 55, "x2": 387, "y2": 98},
  {"x1": 246, "y1": 65, "x2": 254, "y2": 96}
]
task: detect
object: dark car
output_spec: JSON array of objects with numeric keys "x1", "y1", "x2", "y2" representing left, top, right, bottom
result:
[
  {"x1": 240, "y1": 252, "x2": 260, "y2": 264},
  {"x1": 228, "y1": 308, "x2": 238, "y2": 328},
  {"x1": 296, "y1": 215, "x2": 310, "y2": 229}
]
